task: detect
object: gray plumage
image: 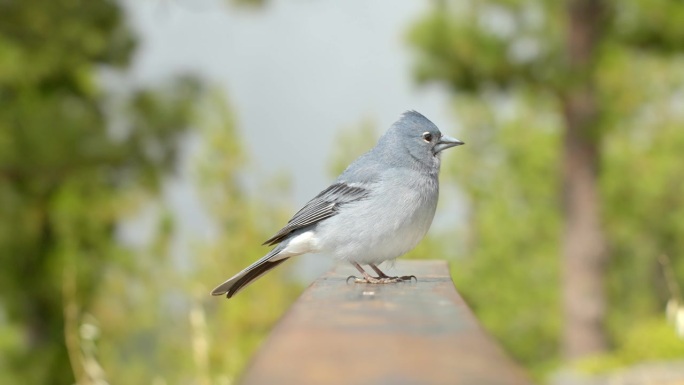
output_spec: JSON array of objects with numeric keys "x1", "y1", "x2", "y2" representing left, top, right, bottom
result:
[{"x1": 211, "y1": 110, "x2": 464, "y2": 298}]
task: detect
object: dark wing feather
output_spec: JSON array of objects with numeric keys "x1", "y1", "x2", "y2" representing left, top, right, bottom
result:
[{"x1": 262, "y1": 182, "x2": 370, "y2": 246}]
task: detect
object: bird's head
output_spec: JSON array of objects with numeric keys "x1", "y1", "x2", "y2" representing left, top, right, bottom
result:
[{"x1": 381, "y1": 111, "x2": 463, "y2": 168}]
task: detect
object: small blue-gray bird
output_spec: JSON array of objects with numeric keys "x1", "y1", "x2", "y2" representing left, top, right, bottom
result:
[{"x1": 211, "y1": 110, "x2": 463, "y2": 298}]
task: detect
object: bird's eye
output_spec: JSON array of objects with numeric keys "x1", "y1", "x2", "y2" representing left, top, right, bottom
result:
[{"x1": 422, "y1": 132, "x2": 433, "y2": 142}]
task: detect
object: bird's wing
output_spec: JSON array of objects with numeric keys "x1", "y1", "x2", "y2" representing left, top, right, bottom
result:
[{"x1": 262, "y1": 182, "x2": 371, "y2": 246}]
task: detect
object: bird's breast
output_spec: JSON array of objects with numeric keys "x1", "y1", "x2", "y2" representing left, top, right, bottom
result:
[{"x1": 317, "y1": 172, "x2": 439, "y2": 264}]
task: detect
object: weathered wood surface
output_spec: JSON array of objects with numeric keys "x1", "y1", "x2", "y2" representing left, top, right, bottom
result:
[{"x1": 239, "y1": 260, "x2": 533, "y2": 385}]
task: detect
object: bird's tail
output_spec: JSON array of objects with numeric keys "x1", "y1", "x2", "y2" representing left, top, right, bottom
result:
[{"x1": 210, "y1": 246, "x2": 290, "y2": 298}]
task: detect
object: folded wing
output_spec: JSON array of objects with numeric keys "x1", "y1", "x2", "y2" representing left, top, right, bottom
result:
[{"x1": 262, "y1": 182, "x2": 370, "y2": 246}]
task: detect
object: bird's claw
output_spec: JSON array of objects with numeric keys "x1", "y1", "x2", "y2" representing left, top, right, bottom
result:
[
  {"x1": 346, "y1": 275, "x2": 417, "y2": 284},
  {"x1": 401, "y1": 275, "x2": 418, "y2": 282},
  {"x1": 379, "y1": 275, "x2": 417, "y2": 283}
]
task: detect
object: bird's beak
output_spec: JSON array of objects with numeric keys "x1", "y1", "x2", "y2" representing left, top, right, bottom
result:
[{"x1": 434, "y1": 135, "x2": 464, "y2": 154}]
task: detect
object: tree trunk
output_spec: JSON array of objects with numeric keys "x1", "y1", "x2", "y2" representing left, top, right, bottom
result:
[{"x1": 560, "y1": 0, "x2": 609, "y2": 359}]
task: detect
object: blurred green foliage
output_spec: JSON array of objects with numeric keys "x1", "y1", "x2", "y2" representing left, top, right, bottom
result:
[
  {"x1": 86, "y1": 91, "x2": 299, "y2": 384},
  {"x1": 576, "y1": 318, "x2": 684, "y2": 373},
  {"x1": 408, "y1": 0, "x2": 684, "y2": 378},
  {"x1": 0, "y1": 0, "x2": 297, "y2": 384},
  {"x1": 442, "y1": 96, "x2": 563, "y2": 368}
]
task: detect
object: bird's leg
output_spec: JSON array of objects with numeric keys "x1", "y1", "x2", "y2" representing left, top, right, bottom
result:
[
  {"x1": 369, "y1": 263, "x2": 391, "y2": 278},
  {"x1": 369, "y1": 263, "x2": 417, "y2": 283},
  {"x1": 346, "y1": 262, "x2": 417, "y2": 284},
  {"x1": 347, "y1": 262, "x2": 385, "y2": 284}
]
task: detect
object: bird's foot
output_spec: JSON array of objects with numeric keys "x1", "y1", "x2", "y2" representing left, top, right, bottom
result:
[
  {"x1": 348, "y1": 262, "x2": 417, "y2": 284},
  {"x1": 346, "y1": 275, "x2": 417, "y2": 284},
  {"x1": 382, "y1": 275, "x2": 417, "y2": 283}
]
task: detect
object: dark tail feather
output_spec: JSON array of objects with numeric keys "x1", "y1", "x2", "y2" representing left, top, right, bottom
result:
[{"x1": 210, "y1": 258, "x2": 290, "y2": 299}]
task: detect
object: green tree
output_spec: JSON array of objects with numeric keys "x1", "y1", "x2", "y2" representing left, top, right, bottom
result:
[
  {"x1": 408, "y1": 0, "x2": 684, "y2": 369},
  {"x1": 0, "y1": 1, "x2": 201, "y2": 383},
  {"x1": 81, "y1": 91, "x2": 300, "y2": 384}
]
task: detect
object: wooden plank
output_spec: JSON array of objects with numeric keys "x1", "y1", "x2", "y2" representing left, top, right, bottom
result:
[{"x1": 239, "y1": 260, "x2": 533, "y2": 385}]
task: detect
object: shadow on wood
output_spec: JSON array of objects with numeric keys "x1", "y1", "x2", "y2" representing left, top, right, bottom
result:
[{"x1": 239, "y1": 260, "x2": 533, "y2": 385}]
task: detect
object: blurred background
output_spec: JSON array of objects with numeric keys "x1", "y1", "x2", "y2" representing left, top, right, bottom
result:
[{"x1": 1, "y1": 0, "x2": 684, "y2": 384}]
